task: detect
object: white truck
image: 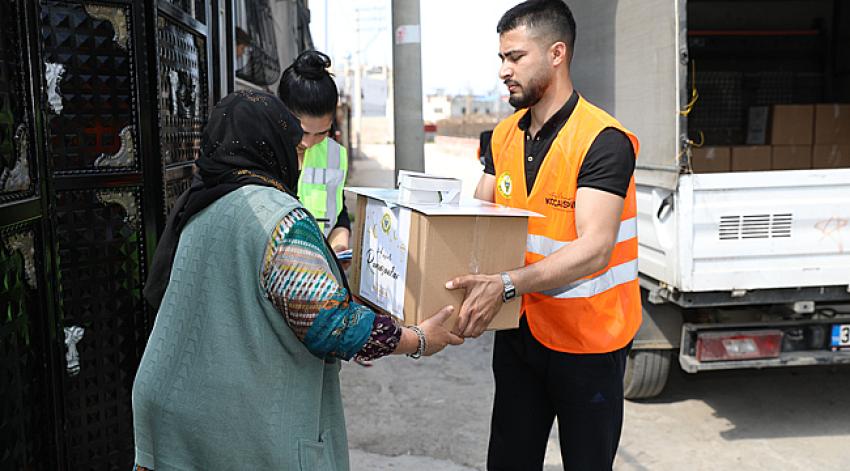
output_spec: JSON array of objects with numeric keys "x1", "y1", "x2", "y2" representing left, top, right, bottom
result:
[{"x1": 569, "y1": 0, "x2": 850, "y2": 398}]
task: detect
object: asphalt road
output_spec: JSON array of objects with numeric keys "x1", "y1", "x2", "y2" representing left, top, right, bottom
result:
[{"x1": 342, "y1": 332, "x2": 850, "y2": 470}]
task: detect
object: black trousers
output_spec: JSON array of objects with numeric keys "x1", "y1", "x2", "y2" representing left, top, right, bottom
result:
[{"x1": 487, "y1": 317, "x2": 631, "y2": 471}]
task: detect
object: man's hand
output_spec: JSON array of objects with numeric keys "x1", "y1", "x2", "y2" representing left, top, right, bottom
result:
[{"x1": 445, "y1": 274, "x2": 503, "y2": 338}]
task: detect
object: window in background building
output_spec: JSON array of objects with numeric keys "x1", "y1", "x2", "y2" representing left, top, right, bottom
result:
[
  {"x1": 234, "y1": 0, "x2": 280, "y2": 87},
  {"x1": 163, "y1": 0, "x2": 206, "y2": 23}
]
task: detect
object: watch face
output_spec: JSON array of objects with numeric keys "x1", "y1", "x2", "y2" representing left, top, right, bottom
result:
[{"x1": 501, "y1": 273, "x2": 515, "y2": 301}]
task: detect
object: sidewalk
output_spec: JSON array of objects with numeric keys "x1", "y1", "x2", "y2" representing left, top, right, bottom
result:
[
  {"x1": 341, "y1": 330, "x2": 567, "y2": 471},
  {"x1": 350, "y1": 449, "x2": 477, "y2": 471}
]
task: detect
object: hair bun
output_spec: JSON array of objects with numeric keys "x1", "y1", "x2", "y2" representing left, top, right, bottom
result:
[{"x1": 293, "y1": 50, "x2": 332, "y2": 80}]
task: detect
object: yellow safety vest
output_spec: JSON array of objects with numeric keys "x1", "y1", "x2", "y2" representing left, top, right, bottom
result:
[{"x1": 298, "y1": 137, "x2": 348, "y2": 235}]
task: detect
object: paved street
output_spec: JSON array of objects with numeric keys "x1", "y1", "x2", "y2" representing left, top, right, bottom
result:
[
  {"x1": 342, "y1": 137, "x2": 850, "y2": 470},
  {"x1": 343, "y1": 332, "x2": 850, "y2": 470}
]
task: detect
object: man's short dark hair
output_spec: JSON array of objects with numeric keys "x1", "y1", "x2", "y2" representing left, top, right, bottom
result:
[{"x1": 497, "y1": 0, "x2": 576, "y2": 52}]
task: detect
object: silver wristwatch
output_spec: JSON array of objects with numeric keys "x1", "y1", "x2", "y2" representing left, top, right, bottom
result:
[{"x1": 500, "y1": 272, "x2": 516, "y2": 302}]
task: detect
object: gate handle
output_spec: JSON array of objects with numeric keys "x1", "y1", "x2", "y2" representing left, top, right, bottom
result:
[{"x1": 64, "y1": 326, "x2": 85, "y2": 376}]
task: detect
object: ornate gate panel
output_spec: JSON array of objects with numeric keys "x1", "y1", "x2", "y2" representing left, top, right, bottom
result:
[
  {"x1": 37, "y1": 1, "x2": 152, "y2": 467},
  {"x1": 40, "y1": 1, "x2": 138, "y2": 174},
  {"x1": 1, "y1": 0, "x2": 225, "y2": 468},
  {"x1": 0, "y1": 223, "x2": 56, "y2": 470},
  {"x1": 1, "y1": 0, "x2": 37, "y2": 202},
  {"x1": 52, "y1": 187, "x2": 147, "y2": 467},
  {"x1": 0, "y1": 1, "x2": 60, "y2": 470},
  {"x1": 156, "y1": 4, "x2": 210, "y2": 215}
]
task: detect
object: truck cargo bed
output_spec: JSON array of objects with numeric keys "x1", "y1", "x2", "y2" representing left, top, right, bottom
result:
[{"x1": 637, "y1": 168, "x2": 850, "y2": 293}]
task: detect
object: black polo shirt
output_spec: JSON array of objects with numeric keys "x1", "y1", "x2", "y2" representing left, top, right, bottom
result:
[{"x1": 483, "y1": 91, "x2": 635, "y2": 198}]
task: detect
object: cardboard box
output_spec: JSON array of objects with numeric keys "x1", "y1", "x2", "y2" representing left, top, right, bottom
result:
[
  {"x1": 691, "y1": 146, "x2": 730, "y2": 173},
  {"x1": 814, "y1": 104, "x2": 850, "y2": 145},
  {"x1": 770, "y1": 105, "x2": 814, "y2": 146},
  {"x1": 731, "y1": 146, "x2": 772, "y2": 171},
  {"x1": 746, "y1": 106, "x2": 770, "y2": 145},
  {"x1": 347, "y1": 187, "x2": 537, "y2": 331},
  {"x1": 812, "y1": 145, "x2": 850, "y2": 169},
  {"x1": 771, "y1": 145, "x2": 812, "y2": 171}
]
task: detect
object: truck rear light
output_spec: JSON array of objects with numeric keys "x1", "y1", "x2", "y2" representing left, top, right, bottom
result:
[{"x1": 696, "y1": 330, "x2": 783, "y2": 362}]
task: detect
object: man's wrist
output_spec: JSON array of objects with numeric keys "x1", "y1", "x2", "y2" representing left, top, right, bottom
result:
[{"x1": 500, "y1": 272, "x2": 517, "y2": 302}]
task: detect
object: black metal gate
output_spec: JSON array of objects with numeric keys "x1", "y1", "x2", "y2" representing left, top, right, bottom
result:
[{"x1": 1, "y1": 0, "x2": 223, "y2": 468}]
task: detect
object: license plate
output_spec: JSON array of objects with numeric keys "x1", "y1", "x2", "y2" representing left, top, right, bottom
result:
[{"x1": 831, "y1": 325, "x2": 850, "y2": 347}]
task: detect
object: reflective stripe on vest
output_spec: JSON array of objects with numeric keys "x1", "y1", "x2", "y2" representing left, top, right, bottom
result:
[
  {"x1": 324, "y1": 139, "x2": 341, "y2": 235},
  {"x1": 526, "y1": 217, "x2": 637, "y2": 256},
  {"x1": 491, "y1": 96, "x2": 641, "y2": 354},
  {"x1": 542, "y1": 259, "x2": 638, "y2": 299},
  {"x1": 298, "y1": 138, "x2": 346, "y2": 236}
]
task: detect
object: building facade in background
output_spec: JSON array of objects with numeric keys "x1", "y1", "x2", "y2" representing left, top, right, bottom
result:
[
  {"x1": 234, "y1": 0, "x2": 313, "y2": 92},
  {"x1": 424, "y1": 92, "x2": 513, "y2": 123}
]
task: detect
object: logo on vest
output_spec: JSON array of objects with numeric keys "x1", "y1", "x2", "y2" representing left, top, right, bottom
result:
[
  {"x1": 497, "y1": 172, "x2": 513, "y2": 198},
  {"x1": 544, "y1": 192, "x2": 575, "y2": 211}
]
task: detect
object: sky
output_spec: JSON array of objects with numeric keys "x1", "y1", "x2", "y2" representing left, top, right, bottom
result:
[{"x1": 308, "y1": 0, "x2": 520, "y2": 96}]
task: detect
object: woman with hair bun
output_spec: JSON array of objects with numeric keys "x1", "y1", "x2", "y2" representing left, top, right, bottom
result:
[{"x1": 278, "y1": 50, "x2": 352, "y2": 255}]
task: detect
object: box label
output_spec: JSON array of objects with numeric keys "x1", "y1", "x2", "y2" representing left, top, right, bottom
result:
[{"x1": 359, "y1": 198, "x2": 412, "y2": 320}]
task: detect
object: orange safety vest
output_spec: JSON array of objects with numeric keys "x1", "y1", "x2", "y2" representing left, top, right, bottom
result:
[{"x1": 491, "y1": 96, "x2": 641, "y2": 354}]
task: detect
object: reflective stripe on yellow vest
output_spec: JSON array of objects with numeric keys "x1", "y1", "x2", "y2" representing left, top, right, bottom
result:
[
  {"x1": 491, "y1": 96, "x2": 641, "y2": 354},
  {"x1": 298, "y1": 137, "x2": 348, "y2": 236}
]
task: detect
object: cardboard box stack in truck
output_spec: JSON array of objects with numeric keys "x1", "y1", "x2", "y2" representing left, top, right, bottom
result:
[
  {"x1": 694, "y1": 104, "x2": 850, "y2": 171},
  {"x1": 569, "y1": 0, "x2": 850, "y2": 398}
]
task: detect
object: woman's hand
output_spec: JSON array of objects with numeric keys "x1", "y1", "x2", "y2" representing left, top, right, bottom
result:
[
  {"x1": 418, "y1": 305, "x2": 465, "y2": 356},
  {"x1": 394, "y1": 306, "x2": 464, "y2": 357}
]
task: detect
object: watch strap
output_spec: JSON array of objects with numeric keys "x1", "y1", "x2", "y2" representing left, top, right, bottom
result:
[{"x1": 500, "y1": 272, "x2": 516, "y2": 302}]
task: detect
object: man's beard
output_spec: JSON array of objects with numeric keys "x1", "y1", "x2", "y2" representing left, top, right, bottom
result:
[{"x1": 507, "y1": 72, "x2": 549, "y2": 109}]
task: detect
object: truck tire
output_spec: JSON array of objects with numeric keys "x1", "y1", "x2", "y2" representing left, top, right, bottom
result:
[{"x1": 623, "y1": 349, "x2": 672, "y2": 400}]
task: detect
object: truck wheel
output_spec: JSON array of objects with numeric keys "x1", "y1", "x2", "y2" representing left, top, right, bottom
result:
[{"x1": 623, "y1": 349, "x2": 672, "y2": 400}]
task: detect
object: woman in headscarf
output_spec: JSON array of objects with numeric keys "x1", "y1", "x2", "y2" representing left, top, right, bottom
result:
[{"x1": 133, "y1": 90, "x2": 462, "y2": 471}]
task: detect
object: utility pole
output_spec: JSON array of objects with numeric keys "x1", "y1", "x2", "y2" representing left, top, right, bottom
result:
[
  {"x1": 391, "y1": 0, "x2": 425, "y2": 175},
  {"x1": 385, "y1": 65, "x2": 394, "y2": 143},
  {"x1": 323, "y1": 0, "x2": 328, "y2": 53}
]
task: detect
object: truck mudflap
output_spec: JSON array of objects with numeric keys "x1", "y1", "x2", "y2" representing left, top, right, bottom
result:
[{"x1": 679, "y1": 321, "x2": 850, "y2": 373}]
